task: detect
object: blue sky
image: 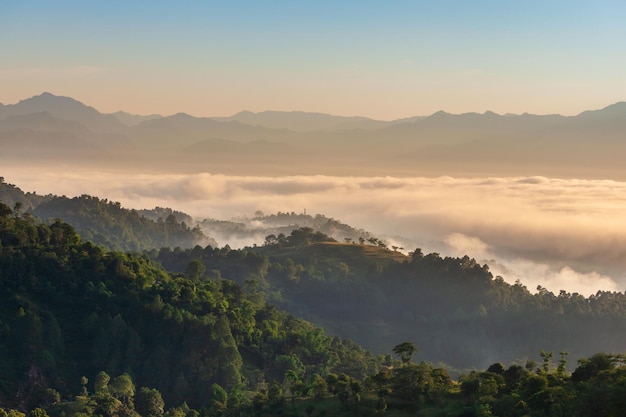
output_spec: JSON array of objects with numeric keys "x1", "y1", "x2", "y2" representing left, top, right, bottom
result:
[{"x1": 1, "y1": 1, "x2": 625, "y2": 118}]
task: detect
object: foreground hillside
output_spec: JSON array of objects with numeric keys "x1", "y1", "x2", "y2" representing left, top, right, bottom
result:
[
  {"x1": 2, "y1": 201, "x2": 626, "y2": 417},
  {"x1": 0, "y1": 202, "x2": 378, "y2": 410}
]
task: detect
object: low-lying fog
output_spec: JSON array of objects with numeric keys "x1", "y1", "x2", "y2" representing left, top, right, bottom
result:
[{"x1": 7, "y1": 168, "x2": 626, "y2": 296}]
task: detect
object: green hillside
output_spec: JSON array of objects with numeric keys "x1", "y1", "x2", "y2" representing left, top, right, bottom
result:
[
  {"x1": 198, "y1": 211, "x2": 379, "y2": 248},
  {"x1": 0, "y1": 179, "x2": 214, "y2": 252},
  {"x1": 2, "y1": 201, "x2": 626, "y2": 417},
  {"x1": 0, "y1": 202, "x2": 378, "y2": 412},
  {"x1": 0, "y1": 177, "x2": 51, "y2": 210},
  {"x1": 155, "y1": 228, "x2": 626, "y2": 371}
]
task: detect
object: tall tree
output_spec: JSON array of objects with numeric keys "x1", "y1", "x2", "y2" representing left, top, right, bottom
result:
[
  {"x1": 135, "y1": 387, "x2": 165, "y2": 417},
  {"x1": 393, "y1": 342, "x2": 418, "y2": 366}
]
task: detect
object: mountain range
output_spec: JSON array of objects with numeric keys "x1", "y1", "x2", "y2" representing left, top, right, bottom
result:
[{"x1": 1, "y1": 92, "x2": 626, "y2": 178}]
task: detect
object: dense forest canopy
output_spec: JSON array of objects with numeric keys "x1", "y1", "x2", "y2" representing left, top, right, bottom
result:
[
  {"x1": 0, "y1": 180, "x2": 214, "y2": 252},
  {"x1": 0, "y1": 201, "x2": 379, "y2": 413},
  {"x1": 3, "y1": 174, "x2": 626, "y2": 371},
  {"x1": 33, "y1": 195, "x2": 215, "y2": 252},
  {"x1": 154, "y1": 226, "x2": 626, "y2": 371},
  {"x1": 198, "y1": 211, "x2": 377, "y2": 249},
  {"x1": 1, "y1": 187, "x2": 626, "y2": 416},
  {"x1": 1, "y1": 205, "x2": 624, "y2": 417}
]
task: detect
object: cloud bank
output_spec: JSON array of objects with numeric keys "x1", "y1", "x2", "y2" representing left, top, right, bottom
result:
[{"x1": 5, "y1": 168, "x2": 626, "y2": 296}]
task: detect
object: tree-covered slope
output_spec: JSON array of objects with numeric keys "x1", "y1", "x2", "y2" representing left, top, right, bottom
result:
[
  {"x1": 32, "y1": 195, "x2": 215, "y2": 252},
  {"x1": 0, "y1": 203, "x2": 378, "y2": 411},
  {"x1": 154, "y1": 227, "x2": 626, "y2": 370},
  {"x1": 0, "y1": 177, "x2": 51, "y2": 211},
  {"x1": 198, "y1": 211, "x2": 378, "y2": 248},
  {"x1": 0, "y1": 180, "x2": 214, "y2": 252},
  {"x1": 3, "y1": 202, "x2": 626, "y2": 417}
]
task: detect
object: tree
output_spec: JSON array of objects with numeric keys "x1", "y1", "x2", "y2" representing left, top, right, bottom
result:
[
  {"x1": 80, "y1": 376, "x2": 89, "y2": 393},
  {"x1": 27, "y1": 409, "x2": 48, "y2": 417},
  {"x1": 264, "y1": 234, "x2": 278, "y2": 246},
  {"x1": 95, "y1": 371, "x2": 111, "y2": 394},
  {"x1": 13, "y1": 202, "x2": 22, "y2": 218},
  {"x1": 210, "y1": 383, "x2": 229, "y2": 412},
  {"x1": 556, "y1": 351, "x2": 569, "y2": 379},
  {"x1": 109, "y1": 373, "x2": 135, "y2": 402},
  {"x1": 0, "y1": 201, "x2": 12, "y2": 218},
  {"x1": 393, "y1": 342, "x2": 418, "y2": 365},
  {"x1": 135, "y1": 387, "x2": 165, "y2": 417},
  {"x1": 539, "y1": 350, "x2": 553, "y2": 374},
  {"x1": 185, "y1": 260, "x2": 205, "y2": 281},
  {"x1": 487, "y1": 363, "x2": 505, "y2": 375}
]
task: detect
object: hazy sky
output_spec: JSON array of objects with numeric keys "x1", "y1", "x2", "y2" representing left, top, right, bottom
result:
[{"x1": 1, "y1": 1, "x2": 625, "y2": 119}]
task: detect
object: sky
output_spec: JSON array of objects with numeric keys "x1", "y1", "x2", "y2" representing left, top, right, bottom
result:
[{"x1": 1, "y1": 1, "x2": 625, "y2": 119}]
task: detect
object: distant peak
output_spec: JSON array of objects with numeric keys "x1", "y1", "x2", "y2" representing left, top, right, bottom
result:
[
  {"x1": 171, "y1": 112, "x2": 194, "y2": 118},
  {"x1": 19, "y1": 92, "x2": 87, "y2": 107},
  {"x1": 33, "y1": 92, "x2": 75, "y2": 101},
  {"x1": 602, "y1": 101, "x2": 626, "y2": 110},
  {"x1": 576, "y1": 101, "x2": 626, "y2": 118}
]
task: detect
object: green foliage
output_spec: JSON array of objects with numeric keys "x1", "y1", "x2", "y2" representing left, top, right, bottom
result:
[
  {"x1": 135, "y1": 387, "x2": 165, "y2": 417},
  {"x1": 392, "y1": 342, "x2": 418, "y2": 365},
  {"x1": 0, "y1": 212, "x2": 377, "y2": 412},
  {"x1": 200, "y1": 211, "x2": 375, "y2": 248},
  {"x1": 109, "y1": 373, "x2": 135, "y2": 401},
  {"x1": 155, "y1": 231, "x2": 626, "y2": 371},
  {"x1": 33, "y1": 195, "x2": 213, "y2": 252},
  {"x1": 0, "y1": 180, "x2": 51, "y2": 212},
  {"x1": 4, "y1": 197, "x2": 626, "y2": 417}
]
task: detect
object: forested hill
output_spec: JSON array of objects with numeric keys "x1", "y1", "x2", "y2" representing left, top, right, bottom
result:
[
  {"x1": 0, "y1": 177, "x2": 51, "y2": 210},
  {"x1": 0, "y1": 178, "x2": 214, "y2": 252},
  {"x1": 3, "y1": 202, "x2": 626, "y2": 417},
  {"x1": 33, "y1": 195, "x2": 216, "y2": 252},
  {"x1": 155, "y1": 227, "x2": 626, "y2": 370},
  {"x1": 198, "y1": 211, "x2": 378, "y2": 248},
  {"x1": 0, "y1": 203, "x2": 378, "y2": 411}
]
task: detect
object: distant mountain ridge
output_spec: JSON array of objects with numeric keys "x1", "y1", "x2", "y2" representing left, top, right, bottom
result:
[
  {"x1": 110, "y1": 110, "x2": 162, "y2": 126},
  {"x1": 215, "y1": 109, "x2": 391, "y2": 132},
  {"x1": 1, "y1": 92, "x2": 126, "y2": 132},
  {"x1": 3, "y1": 92, "x2": 623, "y2": 131},
  {"x1": 2, "y1": 92, "x2": 626, "y2": 178}
]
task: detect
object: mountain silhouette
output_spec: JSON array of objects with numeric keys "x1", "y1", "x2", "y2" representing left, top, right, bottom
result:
[{"x1": 2, "y1": 92, "x2": 626, "y2": 178}]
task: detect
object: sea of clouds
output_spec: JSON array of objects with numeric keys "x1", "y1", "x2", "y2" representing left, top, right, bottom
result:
[{"x1": 6, "y1": 168, "x2": 626, "y2": 296}]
